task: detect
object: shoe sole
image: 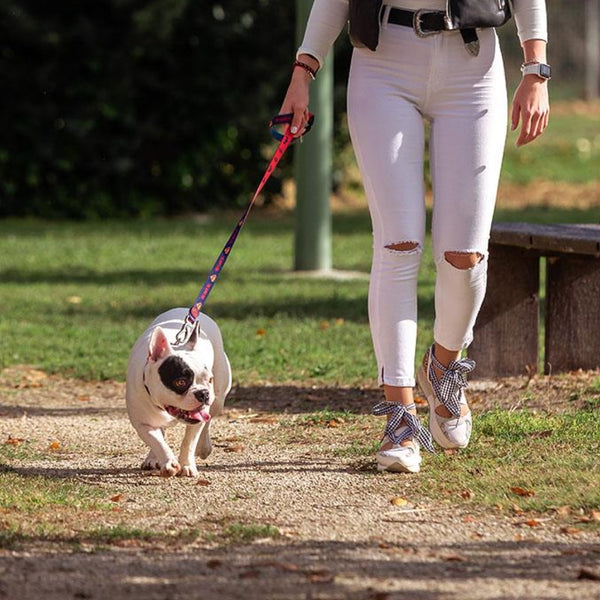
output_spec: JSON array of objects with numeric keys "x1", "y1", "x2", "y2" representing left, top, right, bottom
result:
[
  {"x1": 417, "y1": 365, "x2": 467, "y2": 450},
  {"x1": 377, "y1": 461, "x2": 420, "y2": 473}
]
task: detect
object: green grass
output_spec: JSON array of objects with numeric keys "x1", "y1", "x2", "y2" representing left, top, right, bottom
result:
[
  {"x1": 502, "y1": 109, "x2": 600, "y2": 184},
  {"x1": 0, "y1": 215, "x2": 380, "y2": 385},
  {"x1": 221, "y1": 522, "x2": 281, "y2": 544},
  {"x1": 417, "y1": 408, "x2": 600, "y2": 516},
  {"x1": 1, "y1": 210, "x2": 597, "y2": 386},
  {"x1": 0, "y1": 469, "x2": 112, "y2": 513}
]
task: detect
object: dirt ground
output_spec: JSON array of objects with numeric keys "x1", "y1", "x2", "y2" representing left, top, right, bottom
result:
[{"x1": 1, "y1": 366, "x2": 599, "y2": 600}]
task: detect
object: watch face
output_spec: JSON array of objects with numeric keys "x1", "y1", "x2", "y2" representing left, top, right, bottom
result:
[{"x1": 539, "y1": 64, "x2": 551, "y2": 79}]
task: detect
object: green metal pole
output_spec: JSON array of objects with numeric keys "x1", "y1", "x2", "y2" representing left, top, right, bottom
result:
[{"x1": 294, "y1": 0, "x2": 332, "y2": 271}]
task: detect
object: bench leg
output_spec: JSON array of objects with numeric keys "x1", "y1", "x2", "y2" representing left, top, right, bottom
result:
[
  {"x1": 545, "y1": 255, "x2": 600, "y2": 373},
  {"x1": 470, "y1": 244, "x2": 540, "y2": 378}
]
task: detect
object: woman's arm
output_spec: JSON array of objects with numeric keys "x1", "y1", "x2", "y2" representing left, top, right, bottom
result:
[
  {"x1": 510, "y1": 1, "x2": 550, "y2": 146},
  {"x1": 279, "y1": 0, "x2": 348, "y2": 137}
]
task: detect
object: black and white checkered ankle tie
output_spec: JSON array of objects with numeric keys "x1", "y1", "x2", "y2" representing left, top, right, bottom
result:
[
  {"x1": 372, "y1": 401, "x2": 435, "y2": 453},
  {"x1": 430, "y1": 352, "x2": 475, "y2": 418}
]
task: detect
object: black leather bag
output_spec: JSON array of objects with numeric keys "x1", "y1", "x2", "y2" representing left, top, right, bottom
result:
[
  {"x1": 446, "y1": 0, "x2": 512, "y2": 30},
  {"x1": 348, "y1": 0, "x2": 512, "y2": 52},
  {"x1": 348, "y1": 0, "x2": 383, "y2": 51}
]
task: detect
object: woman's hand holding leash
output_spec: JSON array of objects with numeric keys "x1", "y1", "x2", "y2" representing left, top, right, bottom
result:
[{"x1": 279, "y1": 53, "x2": 320, "y2": 138}]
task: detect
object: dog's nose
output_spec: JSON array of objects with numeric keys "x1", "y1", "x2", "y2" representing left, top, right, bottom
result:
[{"x1": 194, "y1": 389, "x2": 210, "y2": 404}]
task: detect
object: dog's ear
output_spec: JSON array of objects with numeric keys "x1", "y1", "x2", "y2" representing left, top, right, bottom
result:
[{"x1": 148, "y1": 327, "x2": 171, "y2": 362}]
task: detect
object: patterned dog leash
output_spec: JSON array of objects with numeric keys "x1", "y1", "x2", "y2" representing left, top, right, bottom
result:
[{"x1": 174, "y1": 113, "x2": 314, "y2": 346}]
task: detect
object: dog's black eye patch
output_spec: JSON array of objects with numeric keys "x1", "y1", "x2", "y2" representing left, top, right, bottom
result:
[{"x1": 158, "y1": 356, "x2": 194, "y2": 395}]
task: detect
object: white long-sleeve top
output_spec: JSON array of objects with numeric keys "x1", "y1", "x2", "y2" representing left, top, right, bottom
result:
[{"x1": 298, "y1": 0, "x2": 548, "y2": 66}]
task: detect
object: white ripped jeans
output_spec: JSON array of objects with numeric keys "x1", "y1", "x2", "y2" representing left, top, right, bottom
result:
[{"x1": 347, "y1": 18, "x2": 507, "y2": 388}]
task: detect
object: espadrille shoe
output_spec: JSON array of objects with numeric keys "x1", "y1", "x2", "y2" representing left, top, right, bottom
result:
[
  {"x1": 417, "y1": 346, "x2": 474, "y2": 449},
  {"x1": 373, "y1": 401, "x2": 434, "y2": 473}
]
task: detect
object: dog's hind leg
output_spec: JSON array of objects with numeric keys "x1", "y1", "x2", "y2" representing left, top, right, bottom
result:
[{"x1": 196, "y1": 421, "x2": 213, "y2": 460}]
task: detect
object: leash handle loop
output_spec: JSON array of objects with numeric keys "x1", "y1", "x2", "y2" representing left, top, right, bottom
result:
[
  {"x1": 175, "y1": 113, "x2": 314, "y2": 345},
  {"x1": 269, "y1": 112, "x2": 314, "y2": 141}
]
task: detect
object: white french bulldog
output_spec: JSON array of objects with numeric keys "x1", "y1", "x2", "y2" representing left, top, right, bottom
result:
[{"x1": 126, "y1": 308, "x2": 231, "y2": 477}]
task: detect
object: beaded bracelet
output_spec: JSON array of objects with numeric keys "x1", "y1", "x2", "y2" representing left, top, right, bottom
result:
[{"x1": 293, "y1": 60, "x2": 317, "y2": 81}]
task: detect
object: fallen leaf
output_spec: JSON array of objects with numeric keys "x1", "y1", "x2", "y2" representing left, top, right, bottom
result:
[
  {"x1": 224, "y1": 444, "x2": 244, "y2": 453},
  {"x1": 561, "y1": 548, "x2": 585, "y2": 556},
  {"x1": 197, "y1": 479, "x2": 211, "y2": 486},
  {"x1": 335, "y1": 318, "x2": 345, "y2": 326},
  {"x1": 306, "y1": 394, "x2": 323, "y2": 402},
  {"x1": 443, "y1": 554, "x2": 467, "y2": 562},
  {"x1": 77, "y1": 395, "x2": 91, "y2": 402},
  {"x1": 414, "y1": 395, "x2": 427, "y2": 406},
  {"x1": 510, "y1": 486, "x2": 535, "y2": 497},
  {"x1": 207, "y1": 559, "x2": 222, "y2": 569},
  {"x1": 530, "y1": 430, "x2": 552, "y2": 439},
  {"x1": 320, "y1": 321, "x2": 330, "y2": 331},
  {"x1": 249, "y1": 416, "x2": 277, "y2": 424},
  {"x1": 327, "y1": 419, "x2": 341, "y2": 428},
  {"x1": 308, "y1": 571, "x2": 334, "y2": 584},
  {"x1": 269, "y1": 562, "x2": 301, "y2": 573},
  {"x1": 4, "y1": 437, "x2": 25, "y2": 446},
  {"x1": 390, "y1": 497, "x2": 408, "y2": 507},
  {"x1": 555, "y1": 505, "x2": 571, "y2": 518},
  {"x1": 590, "y1": 510, "x2": 600, "y2": 522},
  {"x1": 239, "y1": 569, "x2": 261, "y2": 579},
  {"x1": 460, "y1": 489, "x2": 474, "y2": 501},
  {"x1": 110, "y1": 493, "x2": 125, "y2": 502},
  {"x1": 578, "y1": 568, "x2": 600, "y2": 581},
  {"x1": 113, "y1": 538, "x2": 141, "y2": 548},
  {"x1": 524, "y1": 519, "x2": 542, "y2": 528},
  {"x1": 255, "y1": 329, "x2": 267, "y2": 337},
  {"x1": 560, "y1": 527, "x2": 582, "y2": 536},
  {"x1": 48, "y1": 440, "x2": 61, "y2": 451},
  {"x1": 462, "y1": 515, "x2": 477, "y2": 523}
]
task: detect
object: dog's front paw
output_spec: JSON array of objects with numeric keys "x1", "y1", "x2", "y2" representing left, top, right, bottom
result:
[
  {"x1": 141, "y1": 452, "x2": 160, "y2": 471},
  {"x1": 178, "y1": 464, "x2": 199, "y2": 478},
  {"x1": 160, "y1": 459, "x2": 181, "y2": 477}
]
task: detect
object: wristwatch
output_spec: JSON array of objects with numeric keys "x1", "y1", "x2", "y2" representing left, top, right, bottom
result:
[{"x1": 520, "y1": 62, "x2": 552, "y2": 80}]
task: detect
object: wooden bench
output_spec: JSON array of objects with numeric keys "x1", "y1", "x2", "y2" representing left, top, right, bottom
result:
[{"x1": 469, "y1": 222, "x2": 600, "y2": 378}]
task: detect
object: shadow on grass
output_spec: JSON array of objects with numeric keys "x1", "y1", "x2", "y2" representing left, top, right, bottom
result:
[{"x1": 227, "y1": 385, "x2": 382, "y2": 415}]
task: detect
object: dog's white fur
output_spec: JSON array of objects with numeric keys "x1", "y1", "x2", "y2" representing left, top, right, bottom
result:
[{"x1": 126, "y1": 308, "x2": 231, "y2": 477}]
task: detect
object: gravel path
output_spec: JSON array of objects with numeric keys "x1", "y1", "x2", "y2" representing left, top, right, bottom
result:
[{"x1": 0, "y1": 368, "x2": 599, "y2": 600}]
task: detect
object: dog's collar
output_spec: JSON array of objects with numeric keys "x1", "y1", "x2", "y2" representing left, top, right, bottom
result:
[{"x1": 142, "y1": 359, "x2": 152, "y2": 397}]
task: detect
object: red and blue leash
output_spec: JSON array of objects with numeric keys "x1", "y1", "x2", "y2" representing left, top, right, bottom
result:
[{"x1": 174, "y1": 113, "x2": 314, "y2": 345}]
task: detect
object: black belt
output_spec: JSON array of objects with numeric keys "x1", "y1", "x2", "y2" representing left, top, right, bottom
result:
[{"x1": 384, "y1": 7, "x2": 480, "y2": 55}]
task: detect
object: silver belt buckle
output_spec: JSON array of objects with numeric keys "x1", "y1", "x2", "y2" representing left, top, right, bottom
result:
[{"x1": 413, "y1": 9, "x2": 440, "y2": 38}]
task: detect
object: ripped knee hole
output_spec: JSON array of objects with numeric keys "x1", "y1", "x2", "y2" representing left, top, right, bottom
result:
[
  {"x1": 385, "y1": 241, "x2": 420, "y2": 253},
  {"x1": 444, "y1": 251, "x2": 484, "y2": 270}
]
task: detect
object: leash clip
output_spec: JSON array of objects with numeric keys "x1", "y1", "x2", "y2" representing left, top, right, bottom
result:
[{"x1": 174, "y1": 321, "x2": 193, "y2": 346}]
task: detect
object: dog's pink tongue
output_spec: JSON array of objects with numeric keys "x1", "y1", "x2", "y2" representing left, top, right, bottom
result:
[{"x1": 190, "y1": 409, "x2": 211, "y2": 423}]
